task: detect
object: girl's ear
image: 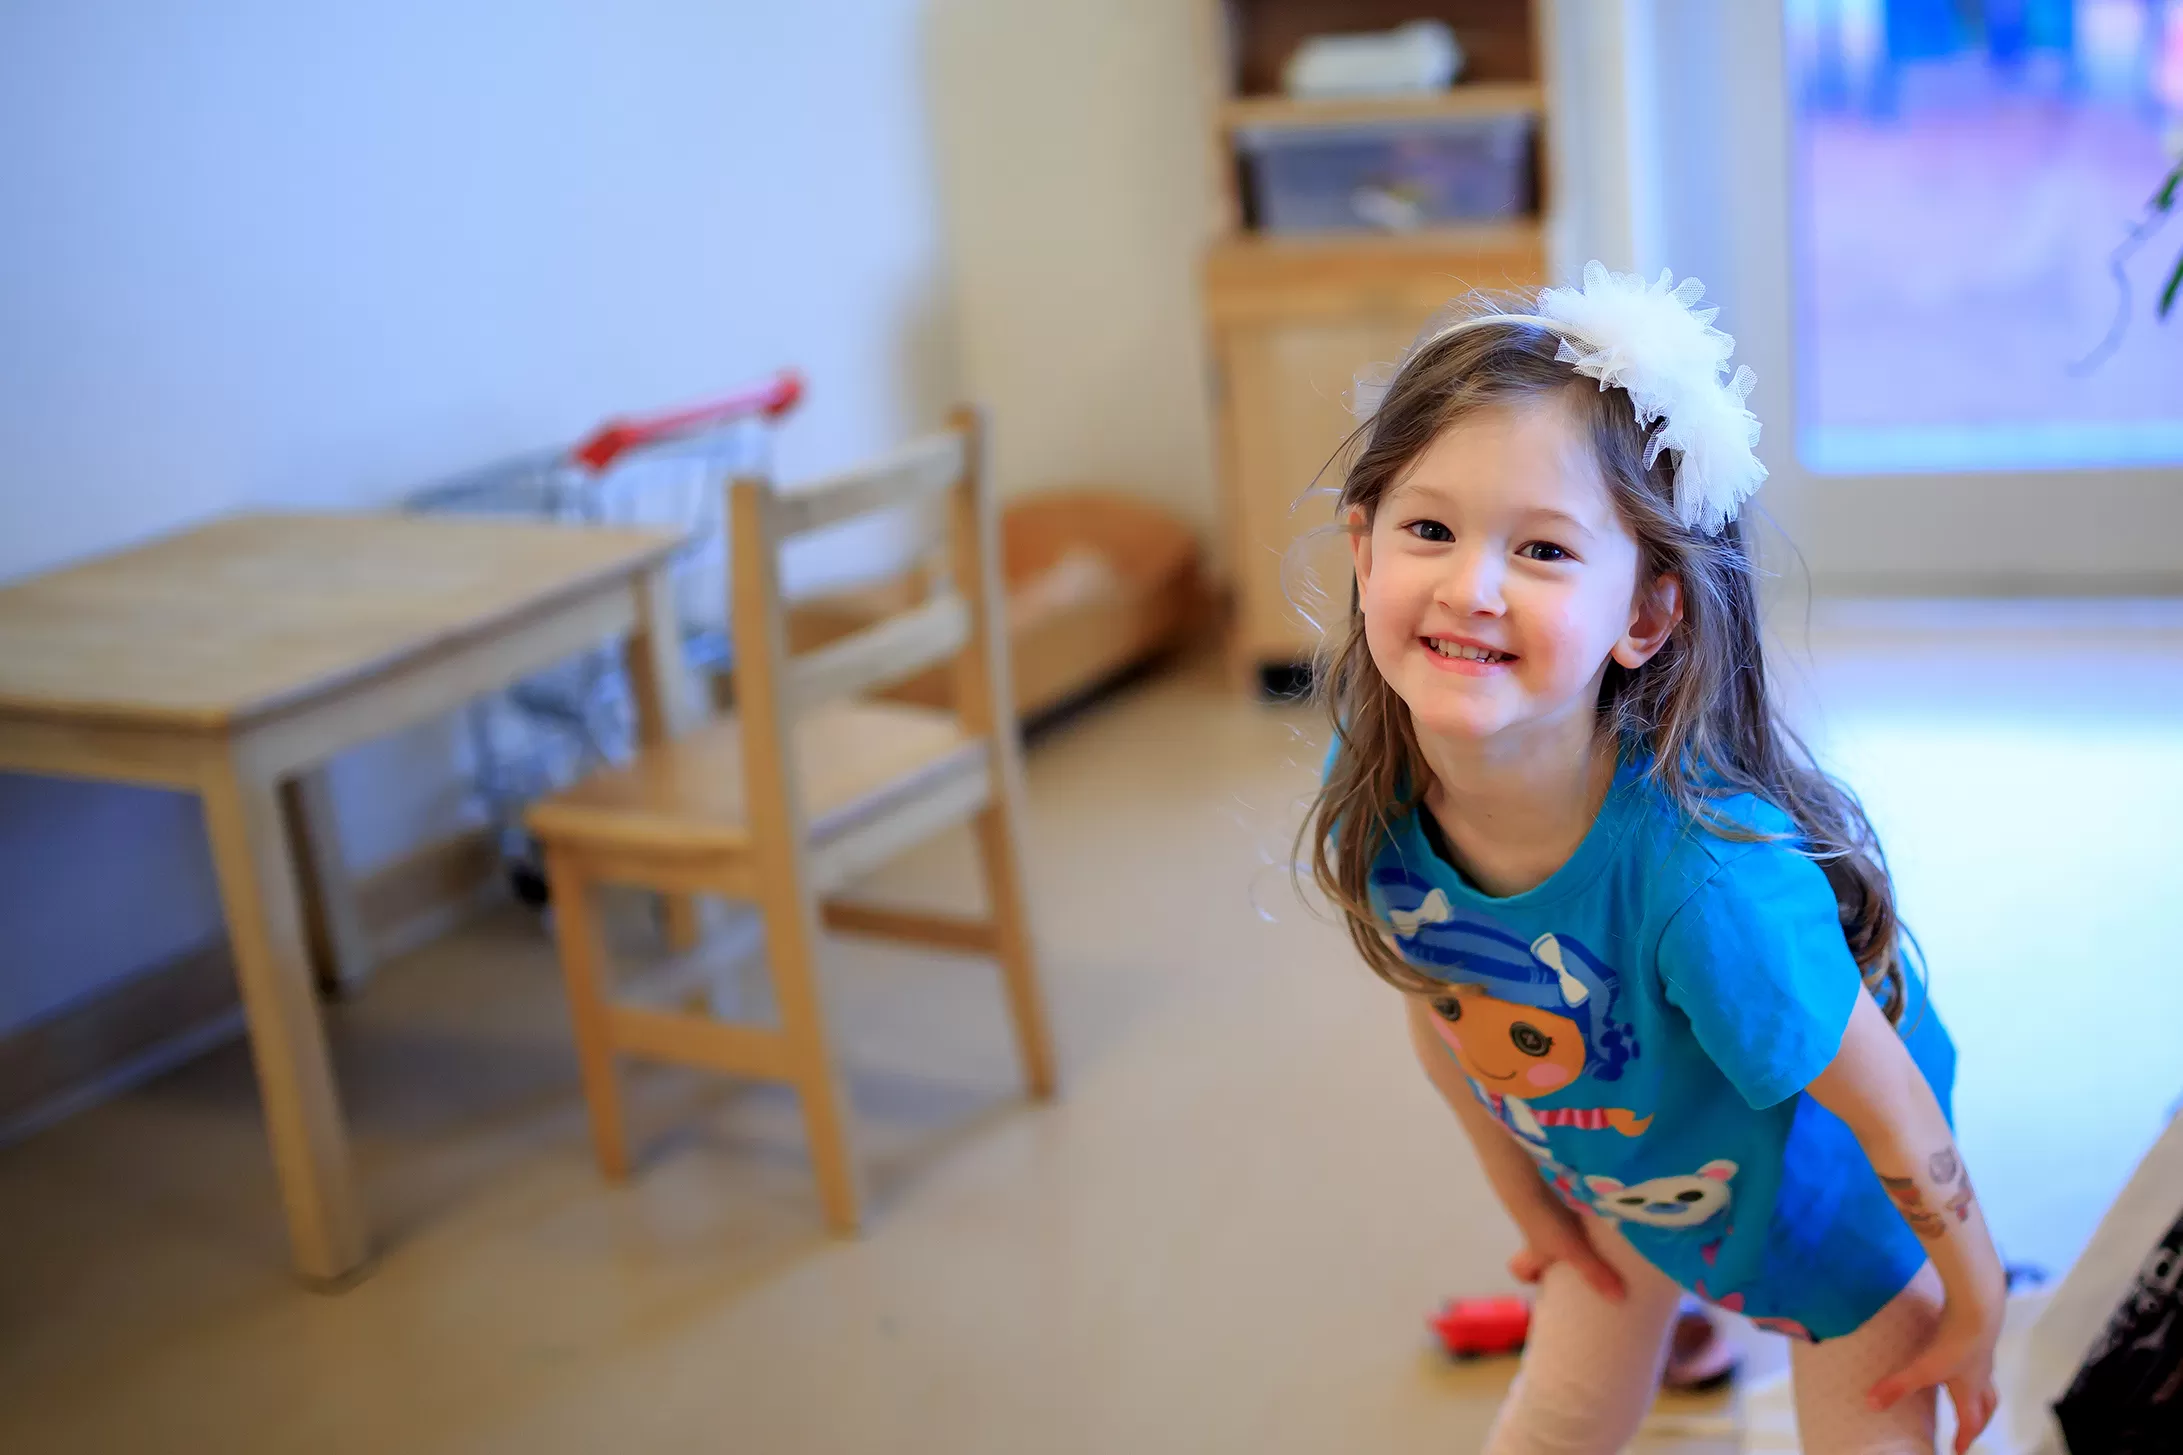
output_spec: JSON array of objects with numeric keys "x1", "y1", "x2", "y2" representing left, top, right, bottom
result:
[
  {"x1": 1347, "y1": 506, "x2": 1373, "y2": 593},
  {"x1": 1612, "y1": 572, "x2": 1682, "y2": 669}
]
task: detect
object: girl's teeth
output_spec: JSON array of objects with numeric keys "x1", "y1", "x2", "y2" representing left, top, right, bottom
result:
[{"x1": 1429, "y1": 639, "x2": 1507, "y2": 662}]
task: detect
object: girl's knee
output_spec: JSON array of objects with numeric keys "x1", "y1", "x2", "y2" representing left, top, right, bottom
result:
[{"x1": 1485, "y1": 1374, "x2": 1654, "y2": 1455}]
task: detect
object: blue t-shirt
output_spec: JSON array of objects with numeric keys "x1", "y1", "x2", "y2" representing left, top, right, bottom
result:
[{"x1": 1363, "y1": 755, "x2": 1955, "y2": 1341}]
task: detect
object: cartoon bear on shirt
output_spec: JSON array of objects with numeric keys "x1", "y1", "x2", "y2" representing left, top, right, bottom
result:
[{"x1": 1585, "y1": 1159, "x2": 1738, "y2": 1230}]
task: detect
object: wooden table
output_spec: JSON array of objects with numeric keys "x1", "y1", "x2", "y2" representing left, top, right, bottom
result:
[{"x1": 0, "y1": 512, "x2": 690, "y2": 1286}]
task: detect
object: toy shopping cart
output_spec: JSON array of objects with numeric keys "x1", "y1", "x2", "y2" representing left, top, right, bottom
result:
[{"x1": 407, "y1": 370, "x2": 802, "y2": 903}]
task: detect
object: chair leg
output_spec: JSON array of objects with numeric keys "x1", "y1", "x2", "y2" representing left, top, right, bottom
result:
[
  {"x1": 542, "y1": 848, "x2": 631, "y2": 1181},
  {"x1": 972, "y1": 798, "x2": 1058, "y2": 1101},
  {"x1": 754, "y1": 864, "x2": 864, "y2": 1233}
]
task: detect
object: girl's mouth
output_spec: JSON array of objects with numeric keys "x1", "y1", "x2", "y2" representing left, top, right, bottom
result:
[{"x1": 1422, "y1": 637, "x2": 1516, "y2": 673}]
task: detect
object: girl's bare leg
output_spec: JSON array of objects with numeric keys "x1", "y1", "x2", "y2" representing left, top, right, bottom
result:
[
  {"x1": 1790, "y1": 1263, "x2": 1944, "y2": 1455},
  {"x1": 1483, "y1": 1215, "x2": 1685, "y2": 1455}
]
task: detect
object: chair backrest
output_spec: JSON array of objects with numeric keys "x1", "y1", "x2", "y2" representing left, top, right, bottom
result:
[{"x1": 722, "y1": 405, "x2": 1013, "y2": 839}]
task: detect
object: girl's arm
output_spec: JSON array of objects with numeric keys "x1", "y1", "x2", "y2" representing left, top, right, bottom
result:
[
  {"x1": 1404, "y1": 998, "x2": 1625, "y2": 1301},
  {"x1": 1807, "y1": 990, "x2": 2003, "y2": 1447}
]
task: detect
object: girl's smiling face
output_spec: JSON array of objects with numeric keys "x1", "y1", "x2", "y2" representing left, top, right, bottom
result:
[{"x1": 1350, "y1": 395, "x2": 1677, "y2": 746}]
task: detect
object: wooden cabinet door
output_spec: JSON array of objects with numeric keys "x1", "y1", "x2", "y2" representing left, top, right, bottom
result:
[{"x1": 1217, "y1": 314, "x2": 1422, "y2": 673}]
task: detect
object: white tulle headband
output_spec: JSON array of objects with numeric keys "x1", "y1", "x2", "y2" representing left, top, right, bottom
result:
[{"x1": 1354, "y1": 262, "x2": 1768, "y2": 535}]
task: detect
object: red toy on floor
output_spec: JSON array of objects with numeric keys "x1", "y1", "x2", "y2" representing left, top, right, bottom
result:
[
  {"x1": 1429, "y1": 1296, "x2": 1532, "y2": 1359},
  {"x1": 1429, "y1": 1295, "x2": 1744, "y2": 1389}
]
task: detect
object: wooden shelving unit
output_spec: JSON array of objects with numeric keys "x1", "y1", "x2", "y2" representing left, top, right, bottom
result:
[
  {"x1": 1218, "y1": 81, "x2": 1543, "y2": 132},
  {"x1": 1199, "y1": 0, "x2": 1553, "y2": 693}
]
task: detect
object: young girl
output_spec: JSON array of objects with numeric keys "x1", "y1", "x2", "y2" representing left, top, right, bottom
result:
[{"x1": 1303, "y1": 266, "x2": 2005, "y2": 1453}]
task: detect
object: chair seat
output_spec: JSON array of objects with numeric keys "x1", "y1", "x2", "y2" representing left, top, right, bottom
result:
[{"x1": 528, "y1": 700, "x2": 987, "y2": 858}]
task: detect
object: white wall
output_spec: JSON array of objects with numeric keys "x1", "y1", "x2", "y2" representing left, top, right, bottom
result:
[
  {"x1": 925, "y1": 0, "x2": 1222, "y2": 537},
  {"x1": 0, "y1": 0, "x2": 957, "y2": 1031}
]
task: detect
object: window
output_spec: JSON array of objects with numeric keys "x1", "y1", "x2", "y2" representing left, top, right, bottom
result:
[{"x1": 1788, "y1": 0, "x2": 2183, "y2": 473}]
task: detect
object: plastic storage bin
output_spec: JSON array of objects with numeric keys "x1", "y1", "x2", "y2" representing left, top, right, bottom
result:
[{"x1": 1240, "y1": 114, "x2": 1534, "y2": 234}]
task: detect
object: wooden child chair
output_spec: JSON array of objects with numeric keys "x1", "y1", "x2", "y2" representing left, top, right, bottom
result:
[{"x1": 526, "y1": 406, "x2": 1057, "y2": 1232}]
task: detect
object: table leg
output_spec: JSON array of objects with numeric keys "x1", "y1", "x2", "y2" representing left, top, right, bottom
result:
[
  {"x1": 202, "y1": 753, "x2": 371, "y2": 1286},
  {"x1": 624, "y1": 565, "x2": 703, "y2": 952},
  {"x1": 281, "y1": 766, "x2": 375, "y2": 997}
]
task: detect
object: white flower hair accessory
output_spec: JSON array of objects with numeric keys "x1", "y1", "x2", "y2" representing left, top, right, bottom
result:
[{"x1": 1352, "y1": 262, "x2": 1768, "y2": 535}]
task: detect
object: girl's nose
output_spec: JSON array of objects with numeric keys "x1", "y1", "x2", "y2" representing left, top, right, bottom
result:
[{"x1": 1436, "y1": 543, "x2": 1505, "y2": 615}]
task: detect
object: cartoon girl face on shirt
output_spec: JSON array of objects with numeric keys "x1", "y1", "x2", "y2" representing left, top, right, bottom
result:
[
  {"x1": 1372, "y1": 864, "x2": 1639, "y2": 1083},
  {"x1": 1425, "y1": 985, "x2": 1586, "y2": 1095}
]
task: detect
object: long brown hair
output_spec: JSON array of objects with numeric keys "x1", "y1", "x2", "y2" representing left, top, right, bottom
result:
[{"x1": 1298, "y1": 311, "x2": 1912, "y2": 1022}]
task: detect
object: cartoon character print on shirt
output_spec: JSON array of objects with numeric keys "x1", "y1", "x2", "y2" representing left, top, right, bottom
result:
[
  {"x1": 1590, "y1": 1160, "x2": 1744, "y2": 1299},
  {"x1": 1585, "y1": 1159, "x2": 1738, "y2": 1231},
  {"x1": 1374, "y1": 865, "x2": 1648, "y2": 1147},
  {"x1": 1584, "y1": 1158, "x2": 1818, "y2": 1341},
  {"x1": 1540, "y1": 1161, "x2": 1590, "y2": 1212}
]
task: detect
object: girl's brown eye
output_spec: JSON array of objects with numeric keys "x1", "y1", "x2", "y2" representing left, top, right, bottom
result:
[
  {"x1": 1432, "y1": 995, "x2": 1462, "y2": 1023},
  {"x1": 1510, "y1": 1023, "x2": 1553, "y2": 1057}
]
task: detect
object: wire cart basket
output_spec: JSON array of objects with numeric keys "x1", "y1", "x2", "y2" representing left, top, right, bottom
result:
[{"x1": 406, "y1": 370, "x2": 802, "y2": 903}]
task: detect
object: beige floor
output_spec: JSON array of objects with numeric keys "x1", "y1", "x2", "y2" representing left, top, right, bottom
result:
[{"x1": 6, "y1": 605, "x2": 2181, "y2": 1454}]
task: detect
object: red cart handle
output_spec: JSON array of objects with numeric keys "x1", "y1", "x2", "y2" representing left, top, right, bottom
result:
[{"x1": 570, "y1": 369, "x2": 804, "y2": 474}]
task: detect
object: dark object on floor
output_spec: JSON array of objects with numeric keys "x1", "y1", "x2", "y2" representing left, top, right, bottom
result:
[
  {"x1": 1259, "y1": 661, "x2": 1313, "y2": 702},
  {"x1": 1662, "y1": 1304, "x2": 1739, "y2": 1392},
  {"x1": 1429, "y1": 1296, "x2": 1530, "y2": 1359},
  {"x1": 2052, "y1": 1207, "x2": 2183, "y2": 1453},
  {"x1": 509, "y1": 856, "x2": 551, "y2": 909}
]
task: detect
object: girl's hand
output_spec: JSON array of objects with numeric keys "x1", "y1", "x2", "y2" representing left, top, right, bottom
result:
[
  {"x1": 1403, "y1": 996, "x2": 1627, "y2": 1306},
  {"x1": 1506, "y1": 1195, "x2": 1626, "y2": 1303},
  {"x1": 1868, "y1": 1288, "x2": 2002, "y2": 1453},
  {"x1": 1808, "y1": 993, "x2": 2011, "y2": 1453}
]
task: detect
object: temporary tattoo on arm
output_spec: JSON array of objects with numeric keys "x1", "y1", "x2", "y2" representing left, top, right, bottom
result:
[
  {"x1": 1882, "y1": 1143, "x2": 1979, "y2": 1240},
  {"x1": 1881, "y1": 1174, "x2": 1948, "y2": 1238},
  {"x1": 1930, "y1": 1144, "x2": 1979, "y2": 1223},
  {"x1": 1944, "y1": 1173, "x2": 1978, "y2": 1224}
]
